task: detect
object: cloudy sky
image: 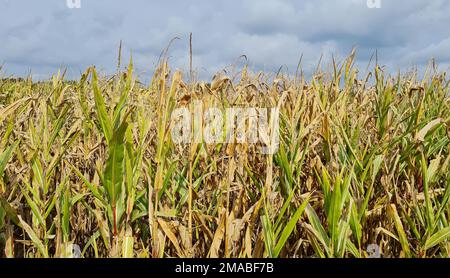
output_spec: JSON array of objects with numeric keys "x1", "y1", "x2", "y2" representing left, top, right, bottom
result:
[{"x1": 0, "y1": 0, "x2": 449, "y2": 80}]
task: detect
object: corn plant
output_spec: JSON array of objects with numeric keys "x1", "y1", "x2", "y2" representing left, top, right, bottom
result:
[{"x1": 0, "y1": 52, "x2": 449, "y2": 258}]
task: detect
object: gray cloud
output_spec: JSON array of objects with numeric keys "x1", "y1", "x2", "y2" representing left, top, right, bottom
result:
[{"x1": 0, "y1": 0, "x2": 449, "y2": 80}]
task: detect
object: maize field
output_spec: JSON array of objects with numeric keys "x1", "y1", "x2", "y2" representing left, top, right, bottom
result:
[{"x1": 0, "y1": 53, "x2": 449, "y2": 258}]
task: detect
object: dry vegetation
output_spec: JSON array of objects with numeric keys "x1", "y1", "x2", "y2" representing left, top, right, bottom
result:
[{"x1": 0, "y1": 53, "x2": 449, "y2": 258}]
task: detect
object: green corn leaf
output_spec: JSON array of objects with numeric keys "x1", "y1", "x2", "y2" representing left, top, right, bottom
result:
[
  {"x1": 44, "y1": 175, "x2": 69, "y2": 219},
  {"x1": 31, "y1": 157, "x2": 47, "y2": 195},
  {"x1": 305, "y1": 204, "x2": 331, "y2": 255},
  {"x1": 48, "y1": 105, "x2": 70, "y2": 147},
  {"x1": 92, "y1": 68, "x2": 113, "y2": 143},
  {"x1": 421, "y1": 153, "x2": 435, "y2": 231},
  {"x1": 261, "y1": 214, "x2": 274, "y2": 258},
  {"x1": 19, "y1": 186, "x2": 45, "y2": 229},
  {"x1": 113, "y1": 58, "x2": 134, "y2": 128},
  {"x1": 424, "y1": 226, "x2": 450, "y2": 251},
  {"x1": 68, "y1": 163, "x2": 106, "y2": 205},
  {"x1": 433, "y1": 177, "x2": 450, "y2": 231},
  {"x1": 104, "y1": 113, "x2": 130, "y2": 233},
  {"x1": 104, "y1": 119, "x2": 128, "y2": 206},
  {"x1": 274, "y1": 183, "x2": 298, "y2": 230},
  {"x1": 349, "y1": 199, "x2": 362, "y2": 248},
  {"x1": 0, "y1": 140, "x2": 19, "y2": 177},
  {"x1": 81, "y1": 231, "x2": 100, "y2": 258},
  {"x1": 273, "y1": 194, "x2": 310, "y2": 257}
]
